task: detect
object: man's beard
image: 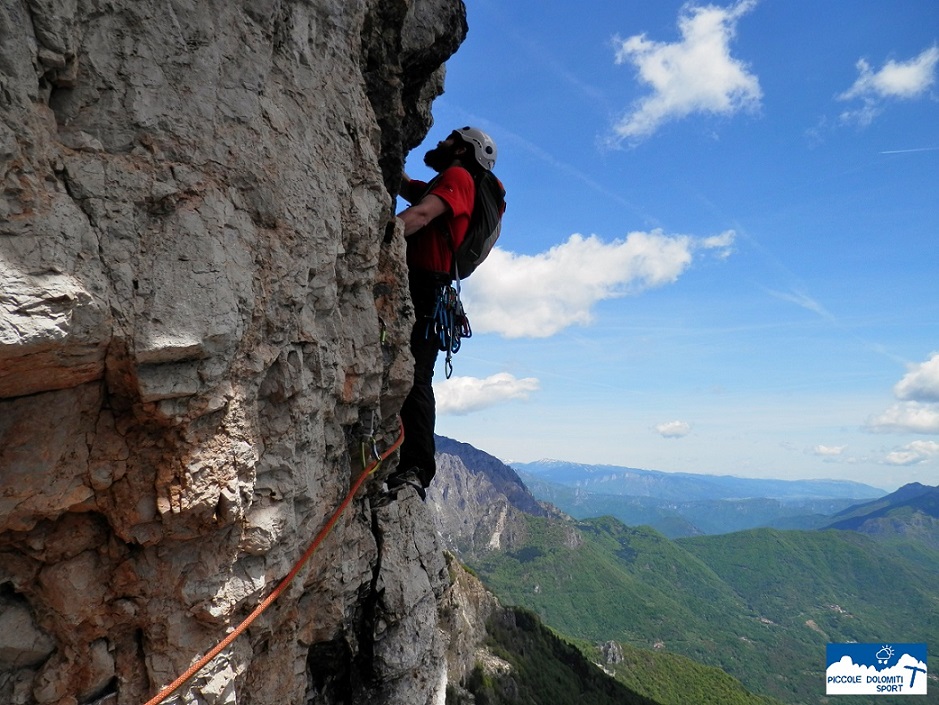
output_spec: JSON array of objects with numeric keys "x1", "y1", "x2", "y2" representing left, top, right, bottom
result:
[{"x1": 424, "y1": 143, "x2": 457, "y2": 172}]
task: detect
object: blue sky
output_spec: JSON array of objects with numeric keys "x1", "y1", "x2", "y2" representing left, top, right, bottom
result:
[{"x1": 402, "y1": 0, "x2": 939, "y2": 491}]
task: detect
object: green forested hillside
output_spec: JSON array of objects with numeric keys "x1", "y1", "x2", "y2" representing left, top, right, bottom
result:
[
  {"x1": 475, "y1": 517, "x2": 753, "y2": 648},
  {"x1": 576, "y1": 639, "x2": 784, "y2": 705},
  {"x1": 467, "y1": 516, "x2": 939, "y2": 705},
  {"x1": 678, "y1": 528, "x2": 939, "y2": 644},
  {"x1": 456, "y1": 606, "x2": 781, "y2": 705},
  {"x1": 455, "y1": 607, "x2": 663, "y2": 705}
]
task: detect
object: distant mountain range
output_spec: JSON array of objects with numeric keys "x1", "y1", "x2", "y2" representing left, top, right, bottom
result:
[
  {"x1": 429, "y1": 436, "x2": 939, "y2": 705},
  {"x1": 823, "y1": 481, "x2": 939, "y2": 550},
  {"x1": 512, "y1": 458, "x2": 885, "y2": 500},
  {"x1": 511, "y1": 458, "x2": 886, "y2": 537},
  {"x1": 428, "y1": 438, "x2": 785, "y2": 705}
]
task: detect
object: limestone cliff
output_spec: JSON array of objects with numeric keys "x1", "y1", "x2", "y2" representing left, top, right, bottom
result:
[
  {"x1": 429, "y1": 438, "x2": 563, "y2": 558},
  {"x1": 0, "y1": 1, "x2": 470, "y2": 704}
]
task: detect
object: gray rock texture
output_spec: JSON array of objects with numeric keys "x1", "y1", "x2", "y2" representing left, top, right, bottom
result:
[
  {"x1": 428, "y1": 443, "x2": 562, "y2": 559},
  {"x1": 429, "y1": 453, "x2": 532, "y2": 557},
  {"x1": 0, "y1": 1, "x2": 468, "y2": 704}
]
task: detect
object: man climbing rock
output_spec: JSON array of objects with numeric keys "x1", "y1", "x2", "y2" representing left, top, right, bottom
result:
[{"x1": 387, "y1": 126, "x2": 500, "y2": 501}]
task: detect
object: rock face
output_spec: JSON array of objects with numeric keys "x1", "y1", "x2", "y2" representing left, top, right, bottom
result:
[
  {"x1": 429, "y1": 452, "x2": 533, "y2": 557},
  {"x1": 429, "y1": 439, "x2": 561, "y2": 558},
  {"x1": 0, "y1": 1, "x2": 468, "y2": 704}
]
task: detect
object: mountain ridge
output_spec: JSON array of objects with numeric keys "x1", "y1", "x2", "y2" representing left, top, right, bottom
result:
[
  {"x1": 431, "y1": 438, "x2": 939, "y2": 705},
  {"x1": 519, "y1": 475, "x2": 867, "y2": 537},
  {"x1": 428, "y1": 442, "x2": 787, "y2": 705},
  {"x1": 511, "y1": 458, "x2": 886, "y2": 501},
  {"x1": 511, "y1": 454, "x2": 886, "y2": 537},
  {"x1": 823, "y1": 481, "x2": 939, "y2": 550}
]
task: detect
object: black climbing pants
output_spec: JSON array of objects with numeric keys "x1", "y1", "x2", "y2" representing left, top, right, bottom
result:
[{"x1": 397, "y1": 272, "x2": 448, "y2": 488}]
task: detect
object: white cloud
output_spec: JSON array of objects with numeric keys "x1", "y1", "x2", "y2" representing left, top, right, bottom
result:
[
  {"x1": 814, "y1": 445, "x2": 846, "y2": 457},
  {"x1": 894, "y1": 352, "x2": 939, "y2": 402},
  {"x1": 655, "y1": 420, "x2": 692, "y2": 438},
  {"x1": 702, "y1": 230, "x2": 736, "y2": 251},
  {"x1": 884, "y1": 440, "x2": 939, "y2": 466},
  {"x1": 838, "y1": 46, "x2": 939, "y2": 126},
  {"x1": 866, "y1": 401, "x2": 939, "y2": 435},
  {"x1": 464, "y1": 229, "x2": 734, "y2": 338},
  {"x1": 867, "y1": 353, "x2": 939, "y2": 435},
  {"x1": 611, "y1": 0, "x2": 761, "y2": 142},
  {"x1": 435, "y1": 373, "x2": 540, "y2": 415},
  {"x1": 841, "y1": 46, "x2": 939, "y2": 100}
]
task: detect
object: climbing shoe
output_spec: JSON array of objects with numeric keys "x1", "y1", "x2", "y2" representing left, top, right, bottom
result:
[
  {"x1": 388, "y1": 468, "x2": 427, "y2": 501},
  {"x1": 372, "y1": 468, "x2": 426, "y2": 508}
]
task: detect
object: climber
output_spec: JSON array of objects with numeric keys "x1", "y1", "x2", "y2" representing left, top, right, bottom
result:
[{"x1": 385, "y1": 126, "x2": 499, "y2": 502}]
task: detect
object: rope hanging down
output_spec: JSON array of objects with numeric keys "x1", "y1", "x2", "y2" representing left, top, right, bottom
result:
[
  {"x1": 427, "y1": 284, "x2": 471, "y2": 378},
  {"x1": 142, "y1": 419, "x2": 405, "y2": 705}
]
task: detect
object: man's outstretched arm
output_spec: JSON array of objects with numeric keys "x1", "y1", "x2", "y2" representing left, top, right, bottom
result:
[{"x1": 397, "y1": 193, "x2": 448, "y2": 237}]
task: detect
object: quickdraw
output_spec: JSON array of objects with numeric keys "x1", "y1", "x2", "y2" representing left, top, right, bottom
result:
[{"x1": 426, "y1": 284, "x2": 471, "y2": 378}]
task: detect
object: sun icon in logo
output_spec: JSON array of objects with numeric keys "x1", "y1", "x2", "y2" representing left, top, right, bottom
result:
[{"x1": 875, "y1": 645, "x2": 894, "y2": 664}]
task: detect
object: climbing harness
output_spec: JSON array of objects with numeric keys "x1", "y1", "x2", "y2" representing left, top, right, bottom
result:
[
  {"x1": 426, "y1": 282, "x2": 471, "y2": 378},
  {"x1": 142, "y1": 419, "x2": 405, "y2": 705}
]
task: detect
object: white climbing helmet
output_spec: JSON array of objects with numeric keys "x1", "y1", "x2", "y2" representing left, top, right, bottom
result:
[{"x1": 454, "y1": 126, "x2": 497, "y2": 171}]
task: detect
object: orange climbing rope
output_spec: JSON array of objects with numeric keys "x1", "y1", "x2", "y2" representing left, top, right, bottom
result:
[{"x1": 142, "y1": 419, "x2": 404, "y2": 705}]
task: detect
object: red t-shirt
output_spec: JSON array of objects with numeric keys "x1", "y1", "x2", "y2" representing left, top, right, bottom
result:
[{"x1": 406, "y1": 166, "x2": 475, "y2": 276}]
